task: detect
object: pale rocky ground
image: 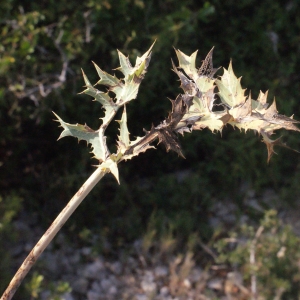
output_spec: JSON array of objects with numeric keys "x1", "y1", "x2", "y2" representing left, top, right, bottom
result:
[{"x1": 6, "y1": 188, "x2": 300, "y2": 300}]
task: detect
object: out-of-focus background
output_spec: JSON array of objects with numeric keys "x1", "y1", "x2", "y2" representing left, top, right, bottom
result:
[{"x1": 1, "y1": 1, "x2": 300, "y2": 299}]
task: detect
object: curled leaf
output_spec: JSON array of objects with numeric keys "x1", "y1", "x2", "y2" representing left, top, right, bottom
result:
[{"x1": 198, "y1": 47, "x2": 219, "y2": 78}]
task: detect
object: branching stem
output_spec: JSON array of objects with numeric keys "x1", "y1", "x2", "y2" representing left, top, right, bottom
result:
[
  {"x1": 0, "y1": 166, "x2": 108, "y2": 300},
  {"x1": 2, "y1": 43, "x2": 299, "y2": 300}
]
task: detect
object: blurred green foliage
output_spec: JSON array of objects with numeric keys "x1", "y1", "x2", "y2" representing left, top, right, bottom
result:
[
  {"x1": 215, "y1": 210, "x2": 300, "y2": 298},
  {"x1": 1, "y1": 0, "x2": 300, "y2": 294},
  {"x1": 25, "y1": 271, "x2": 71, "y2": 300},
  {"x1": 0, "y1": 194, "x2": 23, "y2": 292}
]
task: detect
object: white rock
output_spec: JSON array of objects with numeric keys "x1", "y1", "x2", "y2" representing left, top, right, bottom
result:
[
  {"x1": 68, "y1": 251, "x2": 80, "y2": 265},
  {"x1": 91, "y1": 281, "x2": 102, "y2": 293},
  {"x1": 189, "y1": 267, "x2": 202, "y2": 282},
  {"x1": 143, "y1": 270, "x2": 154, "y2": 281},
  {"x1": 87, "y1": 290, "x2": 101, "y2": 300},
  {"x1": 81, "y1": 247, "x2": 92, "y2": 256},
  {"x1": 40, "y1": 290, "x2": 51, "y2": 300},
  {"x1": 82, "y1": 259, "x2": 104, "y2": 279},
  {"x1": 141, "y1": 280, "x2": 156, "y2": 293},
  {"x1": 183, "y1": 278, "x2": 191, "y2": 289},
  {"x1": 135, "y1": 294, "x2": 148, "y2": 300},
  {"x1": 100, "y1": 278, "x2": 112, "y2": 291},
  {"x1": 110, "y1": 261, "x2": 122, "y2": 275},
  {"x1": 108, "y1": 285, "x2": 117, "y2": 295},
  {"x1": 71, "y1": 278, "x2": 89, "y2": 294},
  {"x1": 246, "y1": 198, "x2": 264, "y2": 212},
  {"x1": 159, "y1": 286, "x2": 169, "y2": 296},
  {"x1": 61, "y1": 292, "x2": 74, "y2": 300},
  {"x1": 207, "y1": 278, "x2": 223, "y2": 290},
  {"x1": 126, "y1": 256, "x2": 138, "y2": 271},
  {"x1": 154, "y1": 265, "x2": 168, "y2": 277},
  {"x1": 43, "y1": 252, "x2": 59, "y2": 274}
]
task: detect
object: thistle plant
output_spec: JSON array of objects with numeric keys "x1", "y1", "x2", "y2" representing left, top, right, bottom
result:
[{"x1": 1, "y1": 43, "x2": 299, "y2": 300}]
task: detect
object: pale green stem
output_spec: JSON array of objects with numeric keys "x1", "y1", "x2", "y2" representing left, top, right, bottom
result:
[{"x1": 0, "y1": 166, "x2": 108, "y2": 300}]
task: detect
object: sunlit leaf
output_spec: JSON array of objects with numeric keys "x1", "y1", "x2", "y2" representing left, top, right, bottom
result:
[
  {"x1": 53, "y1": 112, "x2": 108, "y2": 162},
  {"x1": 216, "y1": 61, "x2": 246, "y2": 108}
]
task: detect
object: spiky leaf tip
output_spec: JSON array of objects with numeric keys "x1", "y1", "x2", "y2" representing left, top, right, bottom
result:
[
  {"x1": 114, "y1": 79, "x2": 140, "y2": 105},
  {"x1": 93, "y1": 62, "x2": 120, "y2": 87},
  {"x1": 175, "y1": 49, "x2": 198, "y2": 80},
  {"x1": 100, "y1": 159, "x2": 119, "y2": 184},
  {"x1": 80, "y1": 69, "x2": 116, "y2": 108},
  {"x1": 53, "y1": 112, "x2": 108, "y2": 162},
  {"x1": 116, "y1": 42, "x2": 154, "y2": 81},
  {"x1": 216, "y1": 61, "x2": 246, "y2": 108},
  {"x1": 117, "y1": 105, "x2": 130, "y2": 149}
]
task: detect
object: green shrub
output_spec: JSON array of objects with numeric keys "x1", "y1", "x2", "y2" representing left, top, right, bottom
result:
[{"x1": 215, "y1": 209, "x2": 300, "y2": 299}]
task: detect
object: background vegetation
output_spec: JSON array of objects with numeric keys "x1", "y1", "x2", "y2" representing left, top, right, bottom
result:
[{"x1": 1, "y1": 0, "x2": 300, "y2": 298}]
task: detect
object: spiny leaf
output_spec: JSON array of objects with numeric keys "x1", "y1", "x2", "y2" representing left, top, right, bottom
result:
[
  {"x1": 80, "y1": 69, "x2": 118, "y2": 127},
  {"x1": 216, "y1": 61, "x2": 246, "y2": 108},
  {"x1": 134, "y1": 59, "x2": 146, "y2": 78},
  {"x1": 93, "y1": 62, "x2": 120, "y2": 87},
  {"x1": 117, "y1": 50, "x2": 133, "y2": 78},
  {"x1": 120, "y1": 99, "x2": 187, "y2": 158},
  {"x1": 113, "y1": 44, "x2": 154, "y2": 104},
  {"x1": 156, "y1": 127, "x2": 185, "y2": 158},
  {"x1": 229, "y1": 95, "x2": 252, "y2": 121},
  {"x1": 172, "y1": 49, "x2": 223, "y2": 133},
  {"x1": 114, "y1": 79, "x2": 140, "y2": 104},
  {"x1": 198, "y1": 47, "x2": 219, "y2": 78},
  {"x1": 116, "y1": 42, "x2": 154, "y2": 80},
  {"x1": 135, "y1": 41, "x2": 155, "y2": 70},
  {"x1": 81, "y1": 70, "x2": 115, "y2": 107},
  {"x1": 109, "y1": 84, "x2": 124, "y2": 101},
  {"x1": 171, "y1": 60, "x2": 199, "y2": 96},
  {"x1": 193, "y1": 113, "x2": 225, "y2": 132},
  {"x1": 252, "y1": 98, "x2": 300, "y2": 134},
  {"x1": 262, "y1": 132, "x2": 281, "y2": 163},
  {"x1": 91, "y1": 43, "x2": 154, "y2": 109},
  {"x1": 175, "y1": 49, "x2": 198, "y2": 80},
  {"x1": 131, "y1": 41, "x2": 154, "y2": 78},
  {"x1": 100, "y1": 105, "x2": 118, "y2": 126},
  {"x1": 100, "y1": 159, "x2": 119, "y2": 184},
  {"x1": 154, "y1": 95, "x2": 188, "y2": 157},
  {"x1": 176, "y1": 113, "x2": 202, "y2": 134},
  {"x1": 264, "y1": 98, "x2": 277, "y2": 120},
  {"x1": 261, "y1": 131, "x2": 300, "y2": 163},
  {"x1": 121, "y1": 135, "x2": 156, "y2": 161},
  {"x1": 192, "y1": 88, "x2": 216, "y2": 113},
  {"x1": 131, "y1": 125, "x2": 184, "y2": 158},
  {"x1": 181, "y1": 88, "x2": 224, "y2": 133},
  {"x1": 195, "y1": 77, "x2": 215, "y2": 94},
  {"x1": 257, "y1": 90, "x2": 269, "y2": 106},
  {"x1": 117, "y1": 105, "x2": 130, "y2": 148},
  {"x1": 166, "y1": 95, "x2": 188, "y2": 128},
  {"x1": 174, "y1": 47, "x2": 218, "y2": 82},
  {"x1": 53, "y1": 112, "x2": 108, "y2": 162},
  {"x1": 229, "y1": 99, "x2": 300, "y2": 135},
  {"x1": 173, "y1": 48, "x2": 300, "y2": 161}
]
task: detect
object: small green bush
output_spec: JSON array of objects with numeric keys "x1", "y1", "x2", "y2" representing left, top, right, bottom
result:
[{"x1": 215, "y1": 209, "x2": 300, "y2": 299}]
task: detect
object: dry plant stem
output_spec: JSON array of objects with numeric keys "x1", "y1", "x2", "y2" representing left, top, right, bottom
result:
[
  {"x1": 250, "y1": 225, "x2": 264, "y2": 300},
  {"x1": 0, "y1": 166, "x2": 108, "y2": 300}
]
